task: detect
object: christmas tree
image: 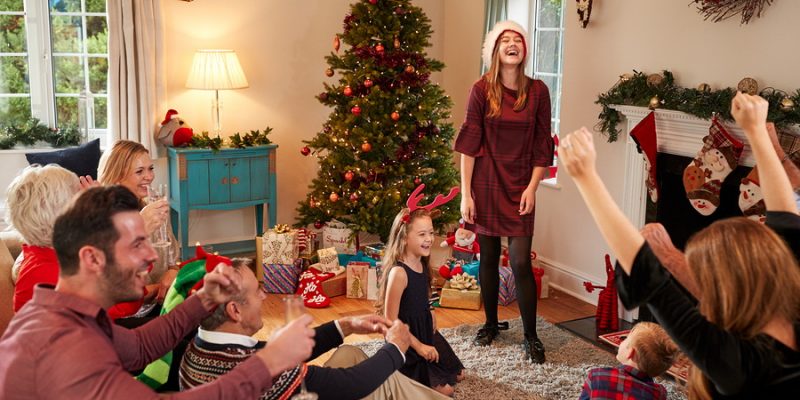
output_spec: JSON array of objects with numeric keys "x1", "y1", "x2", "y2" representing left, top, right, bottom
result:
[{"x1": 296, "y1": 0, "x2": 460, "y2": 241}]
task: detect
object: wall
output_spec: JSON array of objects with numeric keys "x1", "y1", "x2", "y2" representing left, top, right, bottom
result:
[{"x1": 160, "y1": 0, "x2": 446, "y2": 245}]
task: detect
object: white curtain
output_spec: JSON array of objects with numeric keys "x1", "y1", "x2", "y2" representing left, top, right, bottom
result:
[
  {"x1": 482, "y1": 0, "x2": 508, "y2": 73},
  {"x1": 108, "y1": 0, "x2": 165, "y2": 156}
]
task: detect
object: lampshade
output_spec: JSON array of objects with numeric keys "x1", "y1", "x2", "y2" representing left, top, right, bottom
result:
[{"x1": 185, "y1": 49, "x2": 249, "y2": 90}]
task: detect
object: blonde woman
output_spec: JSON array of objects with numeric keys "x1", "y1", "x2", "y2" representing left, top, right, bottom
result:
[
  {"x1": 7, "y1": 165, "x2": 80, "y2": 311},
  {"x1": 454, "y1": 20, "x2": 554, "y2": 363},
  {"x1": 559, "y1": 92, "x2": 800, "y2": 398}
]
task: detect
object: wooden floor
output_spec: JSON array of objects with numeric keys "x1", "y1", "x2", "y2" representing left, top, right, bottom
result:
[{"x1": 254, "y1": 288, "x2": 596, "y2": 364}]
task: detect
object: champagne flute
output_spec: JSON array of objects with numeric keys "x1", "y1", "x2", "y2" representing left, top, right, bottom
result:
[
  {"x1": 147, "y1": 184, "x2": 170, "y2": 246},
  {"x1": 284, "y1": 295, "x2": 318, "y2": 400}
]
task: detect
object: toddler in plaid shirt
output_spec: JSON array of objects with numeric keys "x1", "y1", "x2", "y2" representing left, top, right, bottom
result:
[{"x1": 580, "y1": 322, "x2": 678, "y2": 400}]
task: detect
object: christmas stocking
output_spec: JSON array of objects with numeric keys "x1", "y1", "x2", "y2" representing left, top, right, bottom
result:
[
  {"x1": 683, "y1": 117, "x2": 744, "y2": 216},
  {"x1": 630, "y1": 111, "x2": 659, "y2": 203},
  {"x1": 295, "y1": 270, "x2": 334, "y2": 308},
  {"x1": 739, "y1": 166, "x2": 766, "y2": 223}
]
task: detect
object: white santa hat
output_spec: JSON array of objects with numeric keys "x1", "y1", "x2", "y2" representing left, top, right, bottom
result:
[{"x1": 482, "y1": 20, "x2": 529, "y2": 67}]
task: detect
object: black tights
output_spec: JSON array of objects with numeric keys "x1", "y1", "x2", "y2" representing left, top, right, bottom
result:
[{"x1": 478, "y1": 234, "x2": 539, "y2": 338}]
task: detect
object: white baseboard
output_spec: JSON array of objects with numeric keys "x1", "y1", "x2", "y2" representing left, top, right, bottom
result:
[{"x1": 537, "y1": 255, "x2": 600, "y2": 306}]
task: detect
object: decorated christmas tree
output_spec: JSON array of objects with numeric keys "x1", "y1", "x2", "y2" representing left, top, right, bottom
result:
[{"x1": 296, "y1": 0, "x2": 460, "y2": 241}]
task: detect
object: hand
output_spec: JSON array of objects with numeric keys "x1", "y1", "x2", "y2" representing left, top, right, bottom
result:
[
  {"x1": 78, "y1": 175, "x2": 100, "y2": 191},
  {"x1": 141, "y1": 199, "x2": 169, "y2": 235},
  {"x1": 385, "y1": 320, "x2": 411, "y2": 353},
  {"x1": 339, "y1": 314, "x2": 393, "y2": 336},
  {"x1": 519, "y1": 186, "x2": 535, "y2": 215},
  {"x1": 195, "y1": 263, "x2": 243, "y2": 312},
  {"x1": 731, "y1": 91, "x2": 769, "y2": 134},
  {"x1": 156, "y1": 269, "x2": 178, "y2": 302},
  {"x1": 640, "y1": 223, "x2": 700, "y2": 299},
  {"x1": 416, "y1": 343, "x2": 439, "y2": 363},
  {"x1": 142, "y1": 284, "x2": 159, "y2": 304},
  {"x1": 258, "y1": 314, "x2": 316, "y2": 374},
  {"x1": 559, "y1": 127, "x2": 597, "y2": 181},
  {"x1": 461, "y1": 195, "x2": 476, "y2": 224}
]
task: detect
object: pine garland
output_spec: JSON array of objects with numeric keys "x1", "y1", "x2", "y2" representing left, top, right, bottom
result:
[
  {"x1": 0, "y1": 118, "x2": 81, "y2": 150},
  {"x1": 229, "y1": 127, "x2": 273, "y2": 148},
  {"x1": 595, "y1": 70, "x2": 800, "y2": 142}
]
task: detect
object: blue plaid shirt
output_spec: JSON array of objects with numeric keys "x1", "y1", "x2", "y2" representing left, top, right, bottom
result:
[{"x1": 579, "y1": 365, "x2": 667, "y2": 400}]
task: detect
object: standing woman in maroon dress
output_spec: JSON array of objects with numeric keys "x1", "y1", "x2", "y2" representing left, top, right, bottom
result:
[{"x1": 454, "y1": 20, "x2": 554, "y2": 363}]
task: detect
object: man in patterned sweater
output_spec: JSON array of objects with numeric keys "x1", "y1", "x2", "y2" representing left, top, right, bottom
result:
[{"x1": 179, "y1": 258, "x2": 448, "y2": 400}]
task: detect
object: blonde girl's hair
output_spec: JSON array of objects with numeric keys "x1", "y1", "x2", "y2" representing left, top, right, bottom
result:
[
  {"x1": 483, "y1": 36, "x2": 531, "y2": 118},
  {"x1": 6, "y1": 164, "x2": 80, "y2": 247},
  {"x1": 375, "y1": 208, "x2": 435, "y2": 314},
  {"x1": 684, "y1": 217, "x2": 800, "y2": 400},
  {"x1": 97, "y1": 140, "x2": 149, "y2": 187}
]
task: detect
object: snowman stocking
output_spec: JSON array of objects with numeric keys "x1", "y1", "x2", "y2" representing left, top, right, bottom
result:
[
  {"x1": 630, "y1": 111, "x2": 659, "y2": 203},
  {"x1": 683, "y1": 117, "x2": 743, "y2": 216},
  {"x1": 739, "y1": 166, "x2": 766, "y2": 223},
  {"x1": 295, "y1": 270, "x2": 333, "y2": 308}
]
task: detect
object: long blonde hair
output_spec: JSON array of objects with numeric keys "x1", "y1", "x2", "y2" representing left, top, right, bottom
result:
[
  {"x1": 374, "y1": 208, "x2": 434, "y2": 314},
  {"x1": 684, "y1": 218, "x2": 800, "y2": 399},
  {"x1": 484, "y1": 38, "x2": 530, "y2": 118},
  {"x1": 97, "y1": 140, "x2": 149, "y2": 187}
]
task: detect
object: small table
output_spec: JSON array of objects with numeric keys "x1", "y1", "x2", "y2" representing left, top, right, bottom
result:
[{"x1": 167, "y1": 145, "x2": 278, "y2": 257}]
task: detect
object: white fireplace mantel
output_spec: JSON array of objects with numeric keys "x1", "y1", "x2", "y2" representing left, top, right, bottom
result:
[{"x1": 612, "y1": 105, "x2": 756, "y2": 229}]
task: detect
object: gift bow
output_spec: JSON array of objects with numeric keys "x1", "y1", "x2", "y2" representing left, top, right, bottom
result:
[{"x1": 273, "y1": 224, "x2": 291, "y2": 234}]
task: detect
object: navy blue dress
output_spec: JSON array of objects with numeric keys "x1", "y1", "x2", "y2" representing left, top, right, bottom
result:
[{"x1": 395, "y1": 262, "x2": 464, "y2": 387}]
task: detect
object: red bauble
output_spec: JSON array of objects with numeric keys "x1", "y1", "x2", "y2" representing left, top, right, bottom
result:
[
  {"x1": 329, "y1": 192, "x2": 339, "y2": 202},
  {"x1": 375, "y1": 43, "x2": 384, "y2": 54},
  {"x1": 364, "y1": 78, "x2": 373, "y2": 88},
  {"x1": 349, "y1": 193, "x2": 359, "y2": 202},
  {"x1": 333, "y1": 35, "x2": 340, "y2": 52},
  {"x1": 343, "y1": 86, "x2": 353, "y2": 96},
  {"x1": 361, "y1": 141, "x2": 372, "y2": 152},
  {"x1": 351, "y1": 105, "x2": 362, "y2": 116},
  {"x1": 432, "y1": 125, "x2": 441, "y2": 134},
  {"x1": 405, "y1": 65, "x2": 415, "y2": 74},
  {"x1": 325, "y1": 68, "x2": 334, "y2": 77},
  {"x1": 300, "y1": 146, "x2": 311, "y2": 156},
  {"x1": 414, "y1": 177, "x2": 422, "y2": 185},
  {"x1": 344, "y1": 170, "x2": 354, "y2": 181},
  {"x1": 318, "y1": 92, "x2": 328, "y2": 101},
  {"x1": 314, "y1": 221, "x2": 324, "y2": 229},
  {"x1": 369, "y1": 0, "x2": 377, "y2": 4},
  {"x1": 391, "y1": 111, "x2": 400, "y2": 121},
  {"x1": 394, "y1": 36, "x2": 401, "y2": 49}
]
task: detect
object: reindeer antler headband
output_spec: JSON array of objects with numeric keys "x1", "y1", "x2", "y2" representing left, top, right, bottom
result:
[{"x1": 402, "y1": 184, "x2": 460, "y2": 223}]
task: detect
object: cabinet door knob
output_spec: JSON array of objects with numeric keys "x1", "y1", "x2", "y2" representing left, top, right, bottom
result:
[
  {"x1": 222, "y1": 177, "x2": 228, "y2": 185},
  {"x1": 231, "y1": 176, "x2": 240, "y2": 185}
]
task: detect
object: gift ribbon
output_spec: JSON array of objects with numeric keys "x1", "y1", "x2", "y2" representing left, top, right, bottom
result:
[{"x1": 273, "y1": 224, "x2": 291, "y2": 234}]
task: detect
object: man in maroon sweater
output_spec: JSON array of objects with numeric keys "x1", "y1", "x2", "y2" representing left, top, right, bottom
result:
[{"x1": 0, "y1": 186, "x2": 315, "y2": 399}]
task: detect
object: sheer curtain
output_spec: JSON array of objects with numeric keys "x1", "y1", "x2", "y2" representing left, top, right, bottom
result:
[
  {"x1": 482, "y1": 0, "x2": 508, "y2": 73},
  {"x1": 108, "y1": 0, "x2": 166, "y2": 155}
]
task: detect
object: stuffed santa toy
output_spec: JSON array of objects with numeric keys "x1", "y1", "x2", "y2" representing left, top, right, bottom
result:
[
  {"x1": 440, "y1": 220, "x2": 480, "y2": 262},
  {"x1": 157, "y1": 109, "x2": 194, "y2": 147}
]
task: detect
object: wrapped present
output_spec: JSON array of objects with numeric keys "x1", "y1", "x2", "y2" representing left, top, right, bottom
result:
[
  {"x1": 440, "y1": 274, "x2": 481, "y2": 310},
  {"x1": 297, "y1": 228, "x2": 318, "y2": 258},
  {"x1": 498, "y1": 266, "x2": 516, "y2": 305},
  {"x1": 261, "y1": 225, "x2": 299, "y2": 265},
  {"x1": 462, "y1": 260, "x2": 479, "y2": 281},
  {"x1": 367, "y1": 263, "x2": 382, "y2": 300},
  {"x1": 262, "y1": 263, "x2": 301, "y2": 294},
  {"x1": 346, "y1": 262, "x2": 370, "y2": 299},
  {"x1": 363, "y1": 243, "x2": 385, "y2": 260},
  {"x1": 321, "y1": 273, "x2": 347, "y2": 297},
  {"x1": 322, "y1": 219, "x2": 357, "y2": 255},
  {"x1": 338, "y1": 251, "x2": 377, "y2": 267},
  {"x1": 317, "y1": 247, "x2": 340, "y2": 274}
]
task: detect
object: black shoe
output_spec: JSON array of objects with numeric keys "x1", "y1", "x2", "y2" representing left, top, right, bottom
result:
[
  {"x1": 524, "y1": 335, "x2": 546, "y2": 364},
  {"x1": 473, "y1": 321, "x2": 509, "y2": 346}
]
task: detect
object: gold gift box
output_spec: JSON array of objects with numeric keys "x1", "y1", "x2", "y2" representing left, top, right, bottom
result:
[{"x1": 439, "y1": 282, "x2": 482, "y2": 310}]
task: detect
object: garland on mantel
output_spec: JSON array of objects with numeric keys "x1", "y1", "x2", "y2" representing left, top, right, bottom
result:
[{"x1": 595, "y1": 70, "x2": 800, "y2": 142}]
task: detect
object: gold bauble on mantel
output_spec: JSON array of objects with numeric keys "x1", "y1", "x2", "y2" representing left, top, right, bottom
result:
[
  {"x1": 780, "y1": 97, "x2": 796, "y2": 111},
  {"x1": 737, "y1": 77, "x2": 758, "y2": 95},
  {"x1": 648, "y1": 96, "x2": 661, "y2": 110}
]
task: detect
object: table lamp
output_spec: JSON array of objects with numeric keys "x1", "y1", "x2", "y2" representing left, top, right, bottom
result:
[{"x1": 185, "y1": 49, "x2": 249, "y2": 136}]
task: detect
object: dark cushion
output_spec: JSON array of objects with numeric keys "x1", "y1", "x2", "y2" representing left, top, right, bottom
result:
[{"x1": 25, "y1": 138, "x2": 102, "y2": 179}]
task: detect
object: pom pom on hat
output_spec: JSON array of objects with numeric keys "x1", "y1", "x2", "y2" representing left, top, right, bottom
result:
[{"x1": 482, "y1": 20, "x2": 529, "y2": 67}]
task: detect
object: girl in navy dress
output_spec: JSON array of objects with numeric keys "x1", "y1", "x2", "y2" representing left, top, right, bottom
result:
[{"x1": 376, "y1": 185, "x2": 464, "y2": 397}]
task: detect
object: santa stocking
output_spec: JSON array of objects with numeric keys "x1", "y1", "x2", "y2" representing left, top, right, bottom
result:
[
  {"x1": 295, "y1": 270, "x2": 333, "y2": 308},
  {"x1": 630, "y1": 111, "x2": 659, "y2": 203},
  {"x1": 739, "y1": 166, "x2": 766, "y2": 223},
  {"x1": 683, "y1": 117, "x2": 743, "y2": 216}
]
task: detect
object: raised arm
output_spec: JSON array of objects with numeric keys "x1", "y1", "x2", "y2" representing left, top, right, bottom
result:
[
  {"x1": 559, "y1": 127, "x2": 644, "y2": 273},
  {"x1": 731, "y1": 92, "x2": 798, "y2": 214}
]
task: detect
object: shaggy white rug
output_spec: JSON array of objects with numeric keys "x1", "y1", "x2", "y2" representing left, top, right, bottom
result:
[{"x1": 352, "y1": 317, "x2": 687, "y2": 400}]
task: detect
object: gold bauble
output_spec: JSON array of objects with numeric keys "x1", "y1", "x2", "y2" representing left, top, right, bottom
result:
[
  {"x1": 371, "y1": 196, "x2": 379, "y2": 204},
  {"x1": 648, "y1": 96, "x2": 661, "y2": 110},
  {"x1": 737, "y1": 77, "x2": 758, "y2": 95},
  {"x1": 697, "y1": 83, "x2": 711, "y2": 93},
  {"x1": 325, "y1": 68, "x2": 334, "y2": 77},
  {"x1": 405, "y1": 65, "x2": 415, "y2": 74},
  {"x1": 780, "y1": 97, "x2": 796, "y2": 111},
  {"x1": 646, "y1": 73, "x2": 664, "y2": 87}
]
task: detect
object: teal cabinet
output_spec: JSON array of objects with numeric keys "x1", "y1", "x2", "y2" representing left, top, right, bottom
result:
[{"x1": 167, "y1": 145, "x2": 278, "y2": 257}]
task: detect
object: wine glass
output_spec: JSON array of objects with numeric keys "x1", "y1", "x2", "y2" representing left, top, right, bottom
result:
[
  {"x1": 284, "y1": 295, "x2": 318, "y2": 400},
  {"x1": 147, "y1": 184, "x2": 170, "y2": 246}
]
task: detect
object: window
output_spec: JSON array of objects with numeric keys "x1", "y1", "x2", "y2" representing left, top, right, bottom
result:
[
  {"x1": 0, "y1": 0, "x2": 109, "y2": 146},
  {"x1": 509, "y1": 0, "x2": 565, "y2": 181}
]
